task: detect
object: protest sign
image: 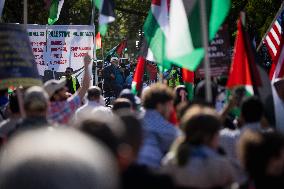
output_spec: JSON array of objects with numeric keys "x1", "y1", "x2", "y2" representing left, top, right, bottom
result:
[
  {"x1": 0, "y1": 24, "x2": 42, "y2": 90},
  {"x1": 196, "y1": 25, "x2": 231, "y2": 78},
  {"x1": 27, "y1": 25, "x2": 94, "y2": 82}
]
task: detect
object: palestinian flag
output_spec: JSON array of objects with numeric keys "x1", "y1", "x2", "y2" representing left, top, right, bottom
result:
[
  {"x1": 48, "y1": 0, "x2": 64, "y2": 25},
  {"x1": 227, "y1": 13, "x2": 272, "y2": 114},
  {"x1": 166, "y1": 0, "x2": 231, "y2": 71},
  {"x1": 182, "y1": 68, "x2": 194, "y2": 100},
  {"x1": 227, "y1": 18, "x2": 254, "y2": 95},
  {"x1": 131, "y1": 39, "x2": 149, "y2": 95},
  {"x1": 132, "y1": 56, "x2": 146, "y2": 95},
  {"x1": 105, "y1": 39, "x2": 127, "y2": 60},
  {"x1": 143, "y1": 0, "x2": 171, "y2": 70},
  {"x1": 94, "y1": 0, "x2": 115, "y2": 36},
  {"x1": 96, "y1": 32, "x2": 102, "y2": 49}
]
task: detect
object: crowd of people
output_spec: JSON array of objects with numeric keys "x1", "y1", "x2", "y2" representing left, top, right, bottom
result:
[{"x1": 0, "y1": 55, "x2": 284, "y2": 189}]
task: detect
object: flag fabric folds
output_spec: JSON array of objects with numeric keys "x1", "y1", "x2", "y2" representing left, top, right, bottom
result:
[
  {"x1": 48, "y1": 0, "x2": 64, "y2": 25},
  {"x1": 94, "y1": 0, "x2": 115, "y2": 36},
  {"x1": 227, "y1": 18, "x2": 254, "y2": 95},
  {"x1": 166, "y1": 0, "x2": 231, "y2": 71},
  {"x1": 264, "y1": 9, "x2": 284, "y2": 80},
  {"x1": 143, "y1": 0, "x2": 171, "y2": 70},
  {"x1": 96, "y1": 32, "x2": 102, "y2": 49},
  {"x1": 131, "y1": 39, "x2": 149, "y2": 95},
  {"x1": 227, "y1": 14, "x2": 273, "y2": 110},
  {"x1": 131, "y1": 56, "x2": 146, "y2": 95},
  {"x1": 104, "y1": 39, "x2": 127, "y2": 60}
]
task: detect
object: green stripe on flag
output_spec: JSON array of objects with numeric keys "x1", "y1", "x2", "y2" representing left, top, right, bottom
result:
[
  {"x1": 144, "y1": 11, "x2": 171, "y2": 70},
  {"x1": 99, "y1": 24, "x2": 108, "y2": 36},
  {"x1": 167, "y1": 0, "x2": 230, "y2": 71},
  {"x1": 48, "y1": 0, "x2": 64, "y2": 25}
]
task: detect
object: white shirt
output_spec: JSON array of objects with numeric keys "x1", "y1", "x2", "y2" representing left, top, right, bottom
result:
[{"x1": 75, "y1": 100, "x2": 103, "y2": 121}]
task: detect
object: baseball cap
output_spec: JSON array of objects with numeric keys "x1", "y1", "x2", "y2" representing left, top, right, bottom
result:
[
  {"x1": 43, "y1": 78, "x2": 66, "y2": 98},
  {"x1": 119, "y1": 89, "x2": 141, "y2": 109},
  {"x1": 110, "y1": 57, "x2": 119, "y2": 62}
]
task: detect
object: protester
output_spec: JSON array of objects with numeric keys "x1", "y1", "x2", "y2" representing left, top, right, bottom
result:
[
  {"x1": 103, "y1": 57, "x2": 125, "y2": 97},
  {"x1": 0, "y1": 89, "x2": 9, "y2": 121},
  {"x1": 162, "y1": 105, "x2": 236, "y2": 188},
  {"x1": 117, "y1": 111, "x2": 175, "y2": 189},
  {"x1": 63, "y1": 67, "x2": 80, "y2": 94},
  {"x1": 118, "y1": 89, "x2": 142, "y2": 117},
  {"x1": 0, "y1": 127, "x2": 119, "y2": 189},
  {"x1": 13, "y1": 86, "x2": 50, "y2": 133},
  {"x1": 169, "y1": 85, "x2": 188, "y2": 125},
  {"x1": 137, "y1": 83, "x2": 180, "y2": 168},
  {"x1": 44, "y1": 55, "x2": 91, "y2": 124},
  {"x1": 75, "y1": 86, "x2": 104, "y2": 121},
  {"x1": 0, "y1": 93, "x2": 20, "y2": 143},
  {"x1": 112, "y1": 98, "x2": 133, "y2": 113},
  {"x1": 238, "y1": 130, "x2": 284, "y2": 189}
]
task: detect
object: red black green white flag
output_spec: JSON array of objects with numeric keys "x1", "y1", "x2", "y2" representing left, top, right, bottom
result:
[{"x1": 94, "y1": 0, "x2": 115, "y2": 36}]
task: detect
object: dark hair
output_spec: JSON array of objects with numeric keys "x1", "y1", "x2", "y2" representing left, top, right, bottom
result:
[
  {"x1": 87, "y1": 86, "x2": 101, "y2": 100},
  {"x1": 65, "y1": 67, "x2": 73, "y2": 72},
  {"x1": 79, "y1": 119, "x2": 119, "y2": 155},
  {"x1": 112, "y1": 98, "x2": 132, "y2": 112},
  {"x1": 174, "y1": 85, "x2": 187, "y2": 107},
  {"x1": 241, "y1": 96, "x2": 263, "y2": 123},
  {"x1": 142, "y1": 84, "x2": 174, "y2": 109},
  {"x1": 176, "y1": 105, "x2": 221, "y2": 166},
  {"x1": 116, "y1": 111, "x2": 143, "y2": 155},
  {"x1": 8, "y1": 93, "x2": 19, "y2": 114},
  {"x1": 238, "y1": 131, "x2": 284, "y2": 179},
  {"x1": 194, "y1": 80, "x2": 218, "y2": 106}
]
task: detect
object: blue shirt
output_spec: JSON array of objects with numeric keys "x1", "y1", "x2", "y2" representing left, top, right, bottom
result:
[{"x1": 137, "y1": 110, "x2": 179, "y2": 168}]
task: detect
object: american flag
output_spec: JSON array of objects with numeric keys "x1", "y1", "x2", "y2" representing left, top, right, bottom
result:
[{"x1": 264, "y1": 8, "x2": 284, "y2": 80}]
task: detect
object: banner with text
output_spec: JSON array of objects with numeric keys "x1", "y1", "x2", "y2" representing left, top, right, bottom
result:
[
  {"x1": 27, "y1": 25, "x2": 94, "y2": 82},
  {"x1": 196, "y1": 25, "x2": 231, "y2": 79}
]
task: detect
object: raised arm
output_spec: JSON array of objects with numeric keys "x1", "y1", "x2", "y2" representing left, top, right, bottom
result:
[{"x1": 77, "y1": 55, "x2": 92, "y2": 100}]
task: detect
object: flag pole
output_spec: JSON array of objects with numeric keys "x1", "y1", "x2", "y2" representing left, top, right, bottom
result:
[
  {"x1": 256, "y1": 2, "x2": 284, "y2": 52},
  {"x1": 199, "y1": 0, "x2": 212, "y2": 103},
  {"x1": 91, "y1": 0, "x2": 98, "y2": 86},
  {"x1": 23, "y1": 0, "x2": 28, "y2": 25}
]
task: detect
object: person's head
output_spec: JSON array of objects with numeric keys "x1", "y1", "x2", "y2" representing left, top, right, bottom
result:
[
  {"x1": 87, "y1": 86, "x2": 102, "y2": 102},
  {"x1": 112, "y1": 98, "x2": 132, "y2": 112},
  {"x1": 181, "y1": 105, "x2": 221, "y2": 149},
  {"x1": 176, "y1": 105, "x2": 221, "y2": 166},
  {"x1": 142, "y1": 83, "x2": 174, "y2": 119},
  {"x1": 79, "y1": 119, "x2": 119, "y2": 156},
  {"x1": 174, "y1": 85, "x2": 188, "y2": 107},
  {"x1": 119, "y1": 89, "x2": 140, "y2": 110},
  {"x1": 194, "y1": 80, "x2": 218, "y2": 106},
  {"x1": 24, "y1": 86, "x2": 49, "y2": 117},
  {"x1": 238, "y1": 130, "x2": 284, "y2": 179},
  {"x1": 0, "y1": 127, "x2": 119, "y2": 189},
  {"x1": 274, "y1": 78, "x2": 284, "y2": 101},
  {"x1": 110, "y1": 57, "x2": 119, "y2": 66},
  {"x1": 44, "y1": 79, "x2": 68, "y2": 102},
  {"x1": 65, "y1": 67, "x2": 73, "y2": 78},
  {"x1": 77, "y1": 111, "x2": 132, "y2": 171},
  {"x1": 116, "y1": 110, "x2": 143, "y2": 160},
  {"x1": 240, "y1": 96, "x2": 263, "y2": 124}
]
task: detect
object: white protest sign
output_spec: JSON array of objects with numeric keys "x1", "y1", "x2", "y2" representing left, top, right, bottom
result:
[{"x1": 27, "y1": 25, "x2": 94, "y2": 83}]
